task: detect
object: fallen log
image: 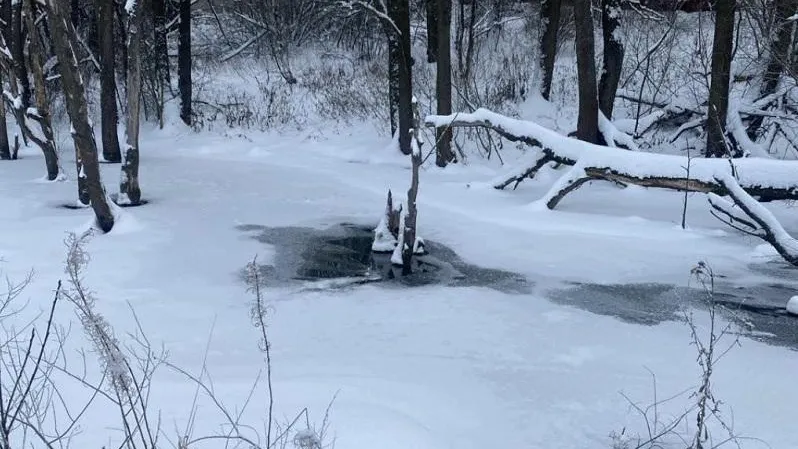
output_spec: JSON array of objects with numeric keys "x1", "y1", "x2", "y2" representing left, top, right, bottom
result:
[{"x1": 425, "y1": 108, "x2": 798, "y2": 209}]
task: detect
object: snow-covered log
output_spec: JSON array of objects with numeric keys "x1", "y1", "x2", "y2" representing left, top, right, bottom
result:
[
  {"x1": 426, "y1": 109, "x2": 798, "y2": 208},
  {"x1": 708, "y1": 174, "x2": 798, "y2": 267}
]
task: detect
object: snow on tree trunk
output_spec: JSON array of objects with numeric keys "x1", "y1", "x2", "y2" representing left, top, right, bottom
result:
[
  {"x1": 373, "y1": 190, "x2": 401, "y2": 252},
  {"x1": 47, "y1": 0, "x2": 114, "y2": 232},
  {"x1": 539, "y1": 0, "x2": 561, "y2": 101},
  {"x1": 573, "y1": 0, "x2": 600, "y2": 144},
  {"x1": 598, "y1": 0, "x2": 623, "y2": 120},
  {"x1": 706, "y1": 0, "x2": 736, "y2": 158},
  {"x1": 97, "y1": 0, "x2": 121, "y2": 163},
  {"x1": 401, "y1": 98, "x2": 423, "y2": 275},
  {"x1": 178, "y1": 0, "x2": 192, "y2": 126},
  {"x1": 119, "y1": 0, "x2": 142, "y2": 206}
]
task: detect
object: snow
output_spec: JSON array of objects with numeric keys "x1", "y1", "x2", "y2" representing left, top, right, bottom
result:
[
  {"x1": 2, "y1": 119, "x2": 798, "y2": 449},
  {"x1": 125, "y1": 0, "x2": 137, "y2": 14},
  {"x1": 372, "y1": 214, "x2": 397, "y2": 252},
  {"x1": 788, "y1": 296, "x2": 798, "y2": 315}
]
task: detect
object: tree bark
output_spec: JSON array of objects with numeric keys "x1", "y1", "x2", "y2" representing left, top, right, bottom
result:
[
  {"x1": 402, "y1": 99, "x2": 422, "y2": 275},
  {"x1": 385, "y1": 21, "x2": 399, "y2": 136},
  {"x1": 598, "y1": 0, "x2": 624, "y2": 119},
  {"x1": 97, "y1": 0, "x2": 121, "y2": 163},
  {"x1": 120, "y1": 0, "x2": 142, "y2": 205},
  {"x1": 573, "y1": 0, "x2": 600, "y2": 144},
  {"x1": 47, "y1": 0, "x2": 114, "y2": 232},
  {"x1": 178, "y1": 0, "x2": 192, "y2": 126},
  {"x1": 426, "y1": 0, "x2": 438, "y2": 63},
  {"x1": 706, "y1": 0, "x2": 735, "y2": 158},
  {"x1": 539, "y1": 0, "x2": 561, "y2": 100},
  {"x1": 25, "y1": 0, "x2": 59, "y2": 181},
  {"x1": 435, "y1": 0, "x2": 454, "y2": 167},
  {"x1": 389, "y1": 0, "x2": 413, "y2": 155}
]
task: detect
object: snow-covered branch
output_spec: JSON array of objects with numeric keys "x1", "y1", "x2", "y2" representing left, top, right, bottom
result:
[
  {"x1": 337, "y1": 0, "x2": 400, "y2": 37},
  {"x1": 426, "y1": 108, "x2": 798, "y2": 208},
  {"x1": 709, "y1": 174, "x2": 798, "y2": 266}
]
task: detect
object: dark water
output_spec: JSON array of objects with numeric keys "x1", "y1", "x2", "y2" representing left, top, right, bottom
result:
[
  {"x1": 549, "y1": 280, "x2": 798, "y2": 349},
  {"x1": 238, "y1": 223, "x2": 798, "y2": 349},
  {"x1": 237, "y1": 223, "x2": 530, "y2": 293}
]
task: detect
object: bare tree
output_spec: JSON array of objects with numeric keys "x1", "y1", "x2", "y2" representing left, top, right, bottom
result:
[
  {"x1": 706, "y1": 0, "x2": 736, "y2": 158},
  {"x1": 747, "y1": 0, "x2": 797, "y2": 137},
  {"x1": 598, "y1": 0, "x2": 624, "y2": 119},
  {"x1": 435, "y1": 0, "x2": 454, "y2": 166},
  {"x1": 24, "y1": 0, "x2": 60, "y2": 182},
  {"x1": 539, "y1": 0, "x2": 562, "y2": 100},
  {"x1": 97, "y1": 0, "x2": 121, "y2": 163},
  {"x1": 389, "y1": 0, "x2": 413, "y2": 155},
  {"x1": 119, "y1": 0, "x2": 143, "y2": 206},
  {"x1": 47, "y1": 0, "x2": 115, "y2": 232},
  {"x1": 178, "y1": 0, "x2": 192, "y2": 126},
  {"x1": 573, "y1": 0, "x2": 600, "y2": 143}
]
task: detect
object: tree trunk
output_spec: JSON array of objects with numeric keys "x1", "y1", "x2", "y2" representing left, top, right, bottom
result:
[
  {"x1": 25, "y1": 0, "x2": 59, "y2": 182},
  {"x1": 12, "y1": 0, "x2": 29, "y2": 110},
  {"x1": 539, "y1": 0, "x2": 561, "y2": 100},
  {"x1": 152, "y1": 0, "x2": 169, "y2": 85},
  {"x1": 389, "y1": 0, "x2": 413, "y2": 155},
  {"x1": 178, "y1": 0, "x2": 192, "y2": 126},
  {"x1": 435, "y1": 0, "x2": 454, "y2": 167},
  {"x1": 97, "y1": 0, "x2": 121, "y2": 163},
  {"x1": 426, "y1": 0, "x2": 438, "y2": 63},
  {"x1": 598, "y1": 0, "x2": 624, "y2": 119},
  {"x1": 47, "y1": 0, "x2": 114, "y2": 232},
  {"x1": 402, "y1": 100, "x2": 422, "y2": 275},
  {"x1": 120, "y1": 0, "x2": 142, "y2": 206},
  {"x1": 748, "y1": 0, "x2": 796, "y2": 137},
  {"x1": 706, "y1": 0, "x2": 735, "y2": 158},
  {"x1": 573, "y1": 0, "x2": 600, "y2": 143},
  {"x1": 386, "y1": 23, "x2": 399, "y2": 136},
  {"x1": 0, "y1": 69, "x2": 10, "y2": 160}
]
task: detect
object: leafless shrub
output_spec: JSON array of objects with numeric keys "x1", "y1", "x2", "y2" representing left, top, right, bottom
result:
[
  {"x1": 164, "y1": 257, "x2": 335, "y2": 449},
  {"x1": 61, "y1": 231, "x2": 164, "y2": 449},
  {"x1": 612, "y1": 262, "x2": 763, "y2": 449}
]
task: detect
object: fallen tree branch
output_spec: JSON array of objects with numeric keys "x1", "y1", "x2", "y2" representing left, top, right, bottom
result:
[
  {"x1": 426, "y1": 109, "x2": 798, "y2": 208},
  {"x1": 709, "y1": 174, "x2": 798, "y2": 267}
]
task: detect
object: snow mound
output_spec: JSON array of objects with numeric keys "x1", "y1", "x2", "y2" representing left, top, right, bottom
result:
[
  {"x1": 372, "y1": 215, "x2": 397, "y2": 252},
  {"x1": 787, "y1": 296, "x2": 798, "y2": 315}
]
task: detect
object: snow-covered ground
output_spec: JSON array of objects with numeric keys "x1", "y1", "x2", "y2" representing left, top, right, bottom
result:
[{"x1": 1, "y1": 117, "x2": 797, "y2": 449}]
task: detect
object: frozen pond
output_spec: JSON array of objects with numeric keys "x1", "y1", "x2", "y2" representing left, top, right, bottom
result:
[{"x1": 239, "y1": 223, "x2": 798, "y2": 349}]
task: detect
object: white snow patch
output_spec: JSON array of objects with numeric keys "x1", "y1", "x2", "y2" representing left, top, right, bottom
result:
[{"x1": 787, "y1": 296, "x2": 798, "y2": 315}]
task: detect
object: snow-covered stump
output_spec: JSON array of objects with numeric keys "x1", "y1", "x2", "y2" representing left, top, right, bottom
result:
[
  {"x1": 708, "y1": 173, "x2": 798, "y2": 267},
  {"x1": 426, "y1": 109, "x2": 798, "y2": 209},
  {"x1": 372, "y1": 190, "x2": 401, "y2": 253}
]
